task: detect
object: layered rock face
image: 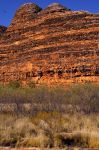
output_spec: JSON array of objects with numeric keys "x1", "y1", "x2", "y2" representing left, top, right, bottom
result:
[{"x1": 0, "y1": 3, "x2": 99, "y2": 85}]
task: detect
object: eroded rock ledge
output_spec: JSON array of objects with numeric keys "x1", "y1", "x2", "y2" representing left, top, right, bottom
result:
[{"x1": 0, "y1": 3, "x2": 99, "y2": 85}]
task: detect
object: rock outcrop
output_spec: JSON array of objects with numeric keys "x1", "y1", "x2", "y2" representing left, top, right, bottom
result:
[
  {"x1": 0, "y1": 3, "x2": 99, "y2": 85},
  {"x1": 0, "y1": 25, "x2": 7, "y2": 37}
]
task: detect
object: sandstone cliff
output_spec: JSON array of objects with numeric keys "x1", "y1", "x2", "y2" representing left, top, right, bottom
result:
[{"x1": 0, "y1": 3, "x2": 99, "y2": 85}]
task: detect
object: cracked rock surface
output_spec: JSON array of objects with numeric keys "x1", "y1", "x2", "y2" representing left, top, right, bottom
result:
[{"x1": 0, "y1": 3, "x2": 99, "y2": 85}]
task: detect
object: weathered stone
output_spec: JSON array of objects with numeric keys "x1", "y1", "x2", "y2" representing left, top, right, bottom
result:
[
  {"x1": 0, "y1": 25, "x2": 7, "y2": 37},
  {"x1": 0, "y1": 3, "x2": 99, "y2": 85}
]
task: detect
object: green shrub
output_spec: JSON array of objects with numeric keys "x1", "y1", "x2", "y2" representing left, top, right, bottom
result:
[
  {"x1": 8, "y1": 80, "x2": 21, "y2": 89},
  {"x1": 27, "y1": 80, "x2": 36, "y2": 88},
  {"x1": 0, "y1": 83, "x2": 99, "y2": 114}
]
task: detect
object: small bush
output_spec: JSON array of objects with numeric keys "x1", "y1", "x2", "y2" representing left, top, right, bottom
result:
[
  {"x1": 20, "y1": 135, "x2": 52, "y2": 148},
  {"x1": 27, "y1": 81, "x2": 36, "y2": 88},
  {"x1": 54, "y1": 134, "x2": 64, "y2": 147},
  {"x1": 8, "y1": 80, "x2": 21, "y2": 89}
]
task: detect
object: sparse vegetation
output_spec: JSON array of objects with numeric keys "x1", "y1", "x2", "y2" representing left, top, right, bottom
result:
[
  {"x1": 0, "y1": 83, "x2": 99, "y2": 148},
  {"x1": 0, "y1": 113, "x2": 99, "y2": 148},
  {"x1": 0, "y1": 83, "x2": 99, "y2": 114},
  {"x1": 27, "y1": 80, "x2": 36, "y2": 88},
  {"x1": 8, "y1": 80, "x2": 21, "y2": 89}
]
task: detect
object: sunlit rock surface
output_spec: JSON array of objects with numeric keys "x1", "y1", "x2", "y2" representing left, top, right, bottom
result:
[{"x1": 0, "y1": 3, "x2": 99, "y2": 85}]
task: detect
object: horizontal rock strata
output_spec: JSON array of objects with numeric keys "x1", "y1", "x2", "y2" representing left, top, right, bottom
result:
[{"x1": 0, "y1": 3, "x2": 99, "y2": 85}]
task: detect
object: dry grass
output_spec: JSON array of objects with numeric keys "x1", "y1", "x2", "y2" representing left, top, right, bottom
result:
[
  {"x1": 0, "y1": 83, "x2": 99, "y2": 148},
  {"x1": 0, "y1": 112, "x2": 99, "y2": 148}
]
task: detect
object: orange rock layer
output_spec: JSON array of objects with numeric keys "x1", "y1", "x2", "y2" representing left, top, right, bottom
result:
[{"x1": 0, "y1": 3, "x2": 99, "y2": 85}]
